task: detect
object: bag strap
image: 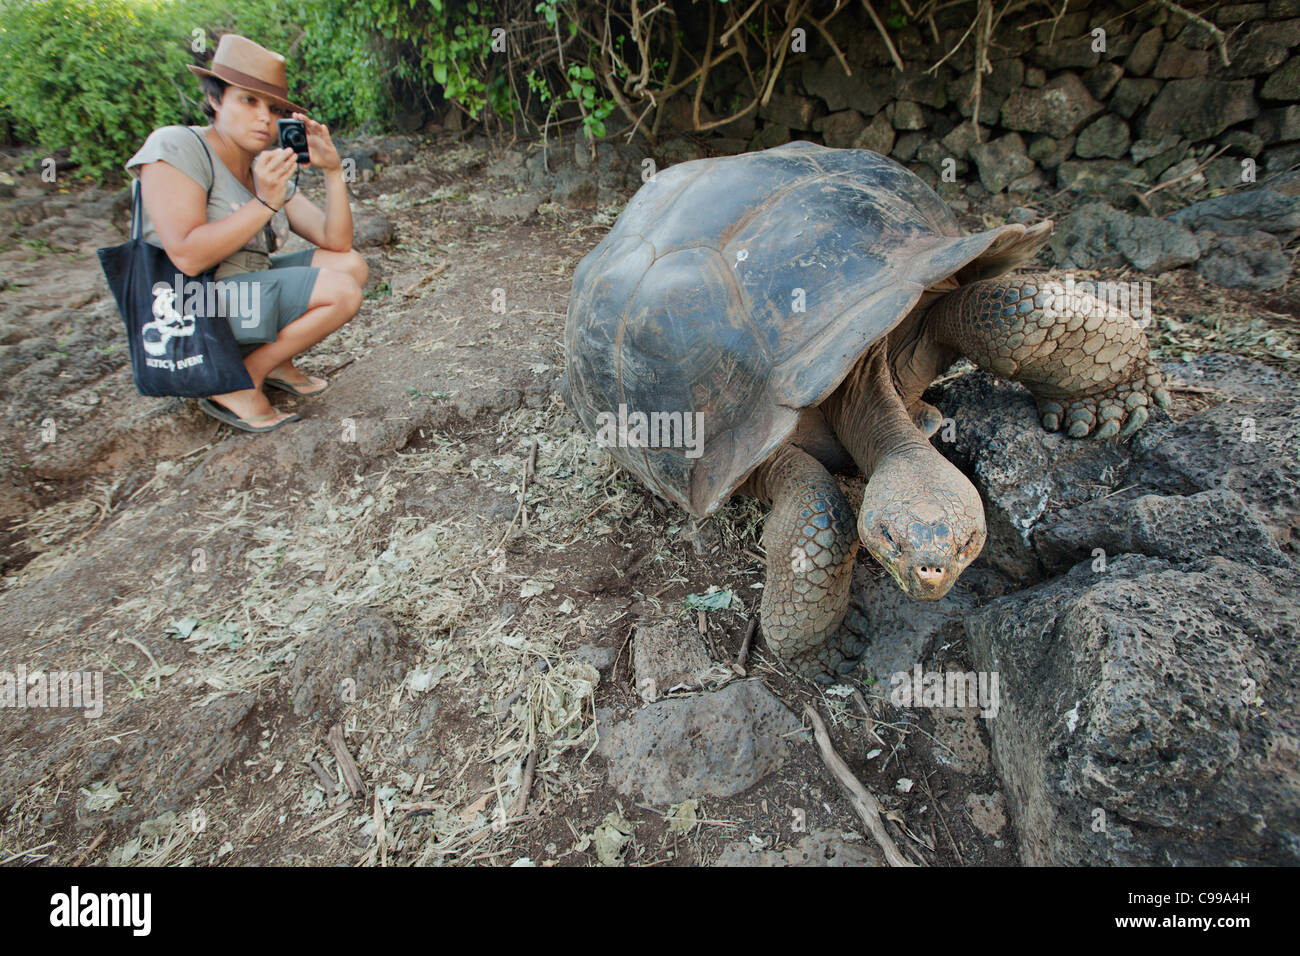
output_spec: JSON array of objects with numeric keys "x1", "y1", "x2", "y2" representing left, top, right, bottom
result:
[
  {"x1": 130, "y1": 126, "x2": 216, "y2": 242},
  {"x1": 130, "y1": 178, "x2": 142, "y2": 241},
  {"x1": 186, "y1": 126, "x2": 216, "y2": 201}
]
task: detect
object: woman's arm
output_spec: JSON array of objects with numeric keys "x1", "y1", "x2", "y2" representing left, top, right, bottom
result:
[
  {"x1": 141, "y1": 146, "x2": 299, "y2": 276},
  {"x1": 283, "y1": 113, "x2": 354, "y2": 253}
]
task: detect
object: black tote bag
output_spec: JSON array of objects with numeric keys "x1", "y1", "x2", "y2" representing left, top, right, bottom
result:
[{"x1": 96, "y1": 128, "x2": 254, "y2": 397}]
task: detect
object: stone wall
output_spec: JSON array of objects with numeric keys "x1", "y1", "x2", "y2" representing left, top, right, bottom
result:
[{"x1": 660, "y1": 0, "x2": 1300, "y2": 208}]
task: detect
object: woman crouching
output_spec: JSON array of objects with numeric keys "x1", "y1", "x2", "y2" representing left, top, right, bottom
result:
[{"x1": 126, "y1": 34, "x2": 367, "y2": 432}]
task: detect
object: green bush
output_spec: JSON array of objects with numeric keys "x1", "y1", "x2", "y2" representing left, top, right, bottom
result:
[
  {"x1": 0, "y1": 0, "x2": 195, "y2": 178},
  {"x1": 0, "y1": 0, "x2": 394, "y2": 181}
]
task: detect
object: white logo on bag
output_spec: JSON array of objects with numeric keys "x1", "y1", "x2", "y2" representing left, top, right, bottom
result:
[{"x1": 142, "y1": 283, "x2": 197, "y2": 356}]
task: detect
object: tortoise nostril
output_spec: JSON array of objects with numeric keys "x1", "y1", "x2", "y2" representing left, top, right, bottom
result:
[{"x1": 916, "y1": 565, "x2": 944, "y2": 582}]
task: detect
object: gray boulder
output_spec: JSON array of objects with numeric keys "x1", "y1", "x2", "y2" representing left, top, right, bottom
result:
[
  {"x1": 290, "y1": 607, "x2": 406, "y2": 721},
  {"x1": 1195, "y1": 231, "x2": 1291, "y2": 290},
  {"x1": 930, "y1": 354, "x2": 1300, "y2": 864},
  {"x1": 1074, "y1": 115, "x2": 1131, "y2": 159},
  {"x1": 1051, "y1": 202, "x2": 1199, "y2": 274},
  {"x1": 1001, "y1": 73, "x2": 1103, "y2": 140},
  {"x1": 597, "y1": 679, "x2": 803, "y2": 804},
  {"x1": 966, "y1": 554, "x2": 1298, "y2": 865},
  {"x1": 1170, "y1": 188, "x2": 1300, "y2": 240},
  {"x1": 968, "y1": 133, "x2": 1034, "y2": 193},
  {"x1": 1055, "y1": 159, "x2": 1149, "y2": 196},
  {"x1": 1141, "y1": 78, "x2": 1259, "y2": 143},
  {"x1": 350, "y1": 204, "x2": 394, "y2": 248}
]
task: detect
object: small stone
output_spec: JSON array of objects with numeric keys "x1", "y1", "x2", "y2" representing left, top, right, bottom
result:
[
  {"x1": 758, "y1": 93, "x2": 817, "y2": 130},
  {"x1": 1083, "y1": 62, "x2": 1123, "y2": 101},
  {"x1": 853, "y1": 112, "x2": 896, "y2": 155},
  {"x1": 1262, "y1": 55, "x2": 1300, "y2": 101},
  {"x1": 1141, "y1": 78, "x2": 1259, "y2": 142},
  {"x1": 1125, "y1": 27, "x2": 1163, "y2": 76},
  {"x1": 969, "y1": 133, "x2": 1035, "y2": 193},
  {"x1": 1153, "y1": 42, "x2": 1210, "y2": 79},
  {"x1": 890, "y1": 131, "x2": 925, "y2": 162},
  {"x1": 940, "y1": 120, "x2": 981, "y2": 160},
  {"x1": 1001, "y1": 73, "x2": 1103, "y2": 139},
  {"x1": 817, "y1": 109, "x2": 868, "y2": 148},
  {"x1": 632, "y1": 622, "x2": 713, "y2": 701},
  {"x1": 1075, "y1": 115, "x2": 1131, "y2": 159},
  {"x1": 1110, "y1": 78, "x2": 1162, "y2": 120},
  {"x1": 1254, "y1": 105, "x2": 1300, "y2": 144},
  {"x1": 598, "y1": 679, "x2": 803, "y2": 804},
  {"x1": 891, "y1": 101, "x2": 926, "y2": 131},
  {"x1": 1028, "y1": 134, "x2": 1077, "y2": 170}
]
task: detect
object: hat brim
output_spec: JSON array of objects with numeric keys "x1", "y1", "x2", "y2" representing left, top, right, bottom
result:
[{"x1": 187, "y1": 64, "x2": 308, "y2": 115}]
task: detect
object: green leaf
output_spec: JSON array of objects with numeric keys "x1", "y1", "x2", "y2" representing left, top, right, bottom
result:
[{"x1": 683, "y1": 589, "x2": 734, "y2": 611}]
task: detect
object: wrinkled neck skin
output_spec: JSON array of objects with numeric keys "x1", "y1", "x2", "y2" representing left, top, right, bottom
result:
[
  {"x1": 822, "y1": 345, "x2": 933, "y2": 477},
  {"x1": 886, "y1": 299, "x2": 958, "y2": 411},
  {"x1": 822, "y1": 343, "x2": 986, "y2": 600}
]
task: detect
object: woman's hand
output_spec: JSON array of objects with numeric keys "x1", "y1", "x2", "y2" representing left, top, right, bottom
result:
[
  {"x1": 252, "y1": 146, "x2": 297, "y2": 209},
  {"x1": 293, "y1": 112, "x2": 342, "y2": 173}
]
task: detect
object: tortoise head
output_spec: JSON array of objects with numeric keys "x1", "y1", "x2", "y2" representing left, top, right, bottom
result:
[{"x1": 857, "y1": 450, "x2": 986, "y2": 600}]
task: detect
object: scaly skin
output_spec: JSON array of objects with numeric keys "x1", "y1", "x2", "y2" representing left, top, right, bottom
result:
[
  {"x1": 747, "y1": 444, "x2": 860, "y2": 673},
  {"x1": 749, "y1": 347, "x2": 986, "y2": 679},
  {"x1": 745, "y1": 268, "x2": 1170, "y2": 680},
  {"x1": 926, "y1": 273, "x2": 1172, "y2": 439}
]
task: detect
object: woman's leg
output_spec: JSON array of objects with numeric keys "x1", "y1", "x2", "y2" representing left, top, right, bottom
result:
[
  {"x1": 264, "y1": 250, "x2": 369, "y2": 387},
  {"x1": 208, "y1": 265, "x2": 364, "y2": 422}
]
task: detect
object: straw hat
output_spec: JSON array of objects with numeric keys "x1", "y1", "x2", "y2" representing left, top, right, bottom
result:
[{"x1": 187, "y1": 34, "x2": 307, "y2": 115}]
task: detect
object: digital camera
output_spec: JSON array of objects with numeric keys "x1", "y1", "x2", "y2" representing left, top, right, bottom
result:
[{"x1": 277, "y1": 119, "x2": 310, "y2": 164}]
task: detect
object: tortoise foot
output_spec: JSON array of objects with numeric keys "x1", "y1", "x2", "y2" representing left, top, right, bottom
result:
[
  {"x1": 1036, "y1": 362, "x2": 1172, "y2": 440},
  {"x1": 792, "y1": 594, "x2": 871, "y2": 684}
]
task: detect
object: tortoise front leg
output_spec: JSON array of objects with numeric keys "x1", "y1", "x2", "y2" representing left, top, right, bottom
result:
[
  {"x1": 927, "y1": 273, "x2": 1172, "y2": 439},
  {"x1": 745, "y1": 444, "x2": 863, "y2": 679}
]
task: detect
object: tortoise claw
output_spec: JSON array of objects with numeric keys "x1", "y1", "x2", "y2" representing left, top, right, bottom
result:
[
  {"x1": 1037, "y1": 399, "x2": 1063, "y2": 432},
  {"x1": 1044, "y1": 362, "x2": 1168, "y2": 441},
  {"x1": 1119, "y1": 405, "x2": 1148, "y2": 438},
  {"x1": 1093, "y1": 420, "x2": 1120, "y2": 441}
]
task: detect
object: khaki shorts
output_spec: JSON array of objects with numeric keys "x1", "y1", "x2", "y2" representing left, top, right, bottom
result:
[{"x1": 216, "y1": 248, "x2": 321, "y2": 356}]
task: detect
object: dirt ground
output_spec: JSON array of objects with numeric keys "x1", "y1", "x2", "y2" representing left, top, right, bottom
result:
[{"x1": 0, "y1": 129, "x2": 1296, "y2": 867}]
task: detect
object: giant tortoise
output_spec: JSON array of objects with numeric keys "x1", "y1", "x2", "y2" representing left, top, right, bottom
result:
[{"x1": 561, "y1": 140, "x2": 1169, "y2": 677}]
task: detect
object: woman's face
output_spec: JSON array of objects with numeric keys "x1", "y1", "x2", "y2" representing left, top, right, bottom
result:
[{"x1": 210, "y1": 86, "x2": 292, "y2": 153}]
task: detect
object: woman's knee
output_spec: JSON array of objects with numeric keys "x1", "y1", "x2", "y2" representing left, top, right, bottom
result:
[
  {"x1": 311, "y1": 267, "x2": 363, "y2": 315},
  {"x1": 344, "y1": 250, "x2": 369, "y2": 288}
]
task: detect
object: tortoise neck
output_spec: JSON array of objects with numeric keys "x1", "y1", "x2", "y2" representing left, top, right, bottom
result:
[{"x1": 823, "y1": 346, "x2": 933, "y2": 476}]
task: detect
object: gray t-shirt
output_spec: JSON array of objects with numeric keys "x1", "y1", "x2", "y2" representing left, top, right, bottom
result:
[{"x1": 125, "y1": 124, "x2": 298, "y2": 280}]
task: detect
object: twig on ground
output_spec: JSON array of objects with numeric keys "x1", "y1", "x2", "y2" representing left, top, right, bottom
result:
[
  {"x1": 327, "y1": 723, "x2": 367, "y2": 799},
  {"x1": 803, "y1": 703, "x2": 918, "y2": 866},
  {"x1": 733, "y1": 618, "x2": 757, "y2": 675},
  {"x1": 512, "y1": 747, "x2": 538, "y2": 817}
]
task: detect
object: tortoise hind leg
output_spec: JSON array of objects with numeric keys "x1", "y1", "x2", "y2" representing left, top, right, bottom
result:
[
  {"x1": 746, "y1": 444, "x2": 862, "y2": 679},
  {"x1": 928, "y1": 273, "x2": 1172, "y2": 439}
]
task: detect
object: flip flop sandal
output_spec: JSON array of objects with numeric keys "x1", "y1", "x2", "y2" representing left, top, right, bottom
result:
[
  {"x1": 264, "y1": 375, "x2": 329, "y2": 397},
  {"x1": 198, "y1": 398, "x2": 301, "y2": 433}
]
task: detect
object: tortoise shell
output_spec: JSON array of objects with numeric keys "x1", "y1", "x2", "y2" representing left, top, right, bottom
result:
[{"x1": 562, "y1": 140, "x2": 1044, "y2": 517}]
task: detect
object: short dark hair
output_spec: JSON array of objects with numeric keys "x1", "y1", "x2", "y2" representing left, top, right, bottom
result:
[{"x1": 199, "y1": 75, "x2": 229, "y2": 120}]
